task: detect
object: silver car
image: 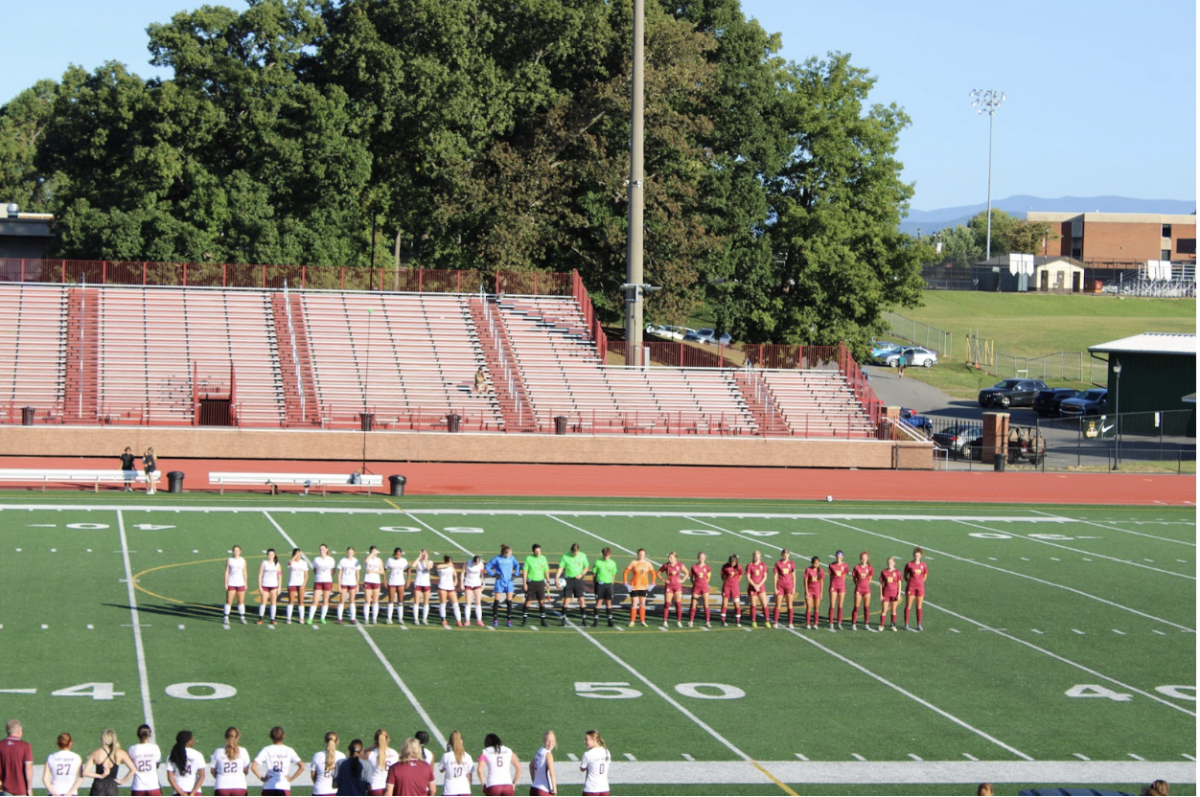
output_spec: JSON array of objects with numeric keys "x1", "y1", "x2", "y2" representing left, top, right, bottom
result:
[{"x1": 887, "y1": 346, "x2": 938, "y2": 368}]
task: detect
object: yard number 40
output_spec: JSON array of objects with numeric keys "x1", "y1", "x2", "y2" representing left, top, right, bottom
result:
[{"x1": 1066, "y1": 684, "x2": 1195, "y2": 702}]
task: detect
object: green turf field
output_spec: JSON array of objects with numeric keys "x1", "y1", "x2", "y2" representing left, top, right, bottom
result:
[{"x1": 1, "y1": 493, "x2": 1195, "y2": 796}]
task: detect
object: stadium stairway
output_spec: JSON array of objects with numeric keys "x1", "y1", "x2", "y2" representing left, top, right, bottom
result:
[
  {"x1": 467, "y1": 296, "x2": 535, "y2": 432},
  {"x1": 62, "y1": 287, "x2": 99, "y2": 423},
  {"x1": 269, "y1": 293, "x2": 321, "y2": 426},
  {"x1": 731, "y1": 369, "x2": 790, "y2": 436}
]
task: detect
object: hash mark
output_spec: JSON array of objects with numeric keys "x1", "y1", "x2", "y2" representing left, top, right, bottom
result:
[
  {"x1": 1020, "y1": 557, "x2": 1029, "y2": 561},
  {"x1": 794, "y1": 753, "x2": 809, "y2": 761},
  {"x1": 624, "y1": 753, "x2": 637, "y2": 761},
  {"x1": 1051, "y1": 557, "x2": 1061, "y2": 561},
  {"x1": 907, "y1": 754, "x2": 923, "y2": 762},
  {"x1": 1128, "y1": 753, "x2": 1146, "y2": 761},
  {"x1": 1031, "y1": 629, "x2": 1044, "y2": 635},
  {"x1": 1144, "y1": 559, "x2": 1155, "y2": 563},
  {"x1": 1153, "y1": 630, "x2": 1166, "y2": 635},
  {"x1": 1072, "y1": 753, "x2": 1090, "y2": 761},
  {"x1": 851, "y1": 753, "x2": 866, "y2": 762},
  {"x1": 949, "y1": 628, "x2": 960, "y2": 634},
  {"x1": 681, "y1": 754, "x2": 695, "y2": 761},
  {"x1": 987, "y1": 557, "x2": 997, "y2": 561},
  {"x1": 567, "y1": 754, "x2": 579, "y2": 762},
  {"x1": 1082, "y1": 558, "x2": 1093, "y2": 562},
  {"x1": 1071, "y1": 629, "x2": 1085, "y2": 635},
  {"x1": 178, "y1": 625, "x2": 185, "y2": 630},
  {"x1": 963, "y1": 754, "x2": 978, "y2": 761},
  {"x1": 1113, "y1": 630, "x2": 1125, "y2": 635},
  {"x1": 1183, "y1": 754, "x2": 1196, "y2": 761},
  {"x1": 86, "y1": 625, "x2": 93, "y2": 630}
]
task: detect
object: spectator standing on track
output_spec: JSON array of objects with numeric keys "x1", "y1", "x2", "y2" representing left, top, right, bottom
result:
[
  {"x1": 82, "y1": 730, "x2": 132, "y2": 796},
  {"x1": 141, "y1": 448, "x2": 158, "y2": 494},
  {"x1": 119, "y1": 448, "x2": 136, "y2": 492},
  {"x1": 0, "y1": 720, "x2": 33, "y2": 797},
  {"x1": 384, "y1": 739, "x2": 434, "y2": 797}
]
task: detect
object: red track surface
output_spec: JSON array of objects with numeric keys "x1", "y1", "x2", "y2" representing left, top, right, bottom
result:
[{"x1": 0, "y1": 457, "x2": 1194, "y2": 505}]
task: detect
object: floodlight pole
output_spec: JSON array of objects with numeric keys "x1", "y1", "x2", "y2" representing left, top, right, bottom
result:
[
  {"x1": 624, "y1": 0, "x2": 646, "y2": 368},
  {"x1": 971, "y1": 89, "x2": 1005, "y2": 261}
]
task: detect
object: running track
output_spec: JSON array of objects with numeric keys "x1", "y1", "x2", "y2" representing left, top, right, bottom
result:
[{"x1": 0, "y1": 457, "x2": 1194, "y2": 505}]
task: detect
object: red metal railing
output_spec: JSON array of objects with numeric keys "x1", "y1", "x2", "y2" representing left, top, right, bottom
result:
[
  {"x1": 609, "y1": 341, "x2": 733, "y2": 368},
  {"x1": 571, "y1": 270, "x2": 608, "y2": 362}
]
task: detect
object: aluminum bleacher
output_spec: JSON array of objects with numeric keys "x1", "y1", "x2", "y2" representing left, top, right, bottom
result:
[
  {"x1": 0, "y1": 284, "x2": 66, "y2": 422},
  {"x1": 758, "y1": 369, "x2": 876, "y2": 438}
]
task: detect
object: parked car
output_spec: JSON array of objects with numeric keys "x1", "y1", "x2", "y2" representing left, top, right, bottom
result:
[
  {"x1": 966, "y1": 427, "x2": 1046, "y2": 466},
  {"x1": 1059, "y1": 388, "x2": 1108, "y2": 418},
  {"x1": 1032, "y1": 388, "x2": 1082, "y2": 417},
  {"x1": 871, "y1": 341, "x2": 903, "y2": 361},
  {"x1": 932, "y1": 423, "x2": 982, "y2": 457},
  {"x1": 886, "y1": 346, "x2": 938, "y2": 368},
  {"x1": 645, "y1": 324, "x2": 673, "y2": 339},
  {"x1": 898, "y1": 407, "x2": 933, "y2": 432},
  {"x1": 977, "y1": 378, "x2": 1049, "y2": 408}
]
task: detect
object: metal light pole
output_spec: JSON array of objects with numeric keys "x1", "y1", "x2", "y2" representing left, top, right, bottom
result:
[
  {"x1": 624, "y1": 0, "x2": 646, "y2": 368},
  {"x1": 1112, "y1": 359, "x2": 1122, "y2": 469},
  {"x1": 970, "y1": 89, "x2": 1005, "y2": 261}
]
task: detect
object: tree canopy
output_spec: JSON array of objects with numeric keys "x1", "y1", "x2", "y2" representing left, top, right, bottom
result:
[
  {"x1": 2, "y1": 0, "x2": 925, "y2": 358},
  {"x1": 930, "y1": 209, "x2": 1056, "y2": 268}
]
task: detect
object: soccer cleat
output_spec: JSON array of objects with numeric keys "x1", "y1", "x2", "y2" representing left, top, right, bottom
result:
[
  {"x1": 320, "y1": 618, "x2": 327, "y2": 625},
  {"x1": 286, "y1": 619, "x2": 292, "y2": 625},
  {"x1": 705, "y1": 622, "x2": 711, "y2": 628},
  {"x1": 540, "y1": 618, "x2": 547, "y2": 627},
  {"x1": 256, "y1": 620, "x2": 264, "y2": 625},
  {"x1": 493, "y1": 619, "x2": 499, "y2": 627},
  {"x1": 688, "y1": 620, "x2": 693, "y2": 628},
  {"x1": 641, "y1": 621, "x2": 648, "y2": 627},
  {"x1": 561, "y1": 618, "x2": 567, "y2": 627},
  {"x1": 506, "y1": 620, "x2": 512, "y2": 628},
  {"x1": 721, "y1": 620, "x2": 727, "y2": 627},
  {"x1": 349, "y1": 619, "x2": 356, "y2": 625},
  {"x1": 829, "y1": 625, "x2": 836, "y2": 632},
  {"x1": 788, "y1": 623, "x2": 794, "y2": 629},
  {"x1": 663, "y1": 621, "x2": 670, "y2": 628},
  {"x1": 904, "y1": 623, "x2": 910, "y2": 631},
  {"x1": 751, "y1": 621, "x2": 758, "y2": 628},
  {"x1": 851, "y1": 624, "x2": 857, "y2": 631},
  {"x1": 442, "y1": 621, "x2": 450, "y2": 629},
  {"x1": 917, "y1": 624, "x2": 923, "y2": 631},
  {"x1": 838, "y1": 623, "x2": 844, "y2": 630},
  {"x1": 891, "y1": 624, "x2": 898, "y2": 632},
  {"x1": 607, "y1": 618, "x2": 614, "y2": 627},
  {"x1": 457, "y1": 621, "x2": 464, "y2": 628},
  {"x1": 240, "y1": 617, "x2": 247, "y2": 625},
  {"x1": 476, "y1": 621, "x2": 485, "y2": 628},
  {"x1": 677, "y1": 621, "x2": 683, "y2": 628}
]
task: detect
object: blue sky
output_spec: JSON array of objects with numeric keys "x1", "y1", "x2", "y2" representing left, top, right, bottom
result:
[{"x1": 3, "y1": 0, "x2": 1196, "y2": 211}]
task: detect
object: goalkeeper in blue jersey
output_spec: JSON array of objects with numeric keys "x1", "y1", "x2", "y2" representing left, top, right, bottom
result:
[{"x1": 486, "y1": 544, "x2": 521, "y2": 627}]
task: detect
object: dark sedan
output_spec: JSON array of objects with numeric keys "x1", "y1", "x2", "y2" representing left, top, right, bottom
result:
[
  {"x1": 978, "y1": 378, "x2": 1049, "y2": 409},
  {"x1": 1033, "y1": 388, "x2": 1082, "y2": 417}
]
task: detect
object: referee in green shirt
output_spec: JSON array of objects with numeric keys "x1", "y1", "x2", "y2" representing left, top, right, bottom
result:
[
  {"x1": 522, "y1": 544, "x2": 551, "y2": 626},
  {"x1": 554, "y1": 543, "x2": 591, "y2": 625},
  {"x1": 590, "y1": 547, "x2": 619, "y2": 627}
]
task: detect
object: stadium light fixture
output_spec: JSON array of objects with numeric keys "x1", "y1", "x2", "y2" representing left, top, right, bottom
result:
[{"x1": 970, "y1": 89, "x2": 1005, "y2": 261}]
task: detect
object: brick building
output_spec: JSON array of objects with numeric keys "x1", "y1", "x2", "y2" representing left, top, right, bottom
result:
[{"x1": 1026, "y1": 212, "x2": 1196, "y2": 270}]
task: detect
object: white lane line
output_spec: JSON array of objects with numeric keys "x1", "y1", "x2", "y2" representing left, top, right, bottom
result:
[
  {"x1": 955, "y1": 520, "x2": 1194, "y2": 580},
  {"x1": 682, "y1": 754, "x2": 695, "y2": 762},
  {"x1": 1113, "y1": 630, "x2": 1126, "y2": 635},
  {"x1": 1128, "y1": 754, "x2": 1146, "y2": 761},
  {"x1": 0, "y1": 689, "x2": 36, "y2": 694},
  {"x1": 1072, "y1": 629, "x2": 1086, "y2": 635},
  {"x1": 1031, "y1": 629, "x2": 1044, "y2": 635},
  {"x1": 684, "y1": 517, "x2": 1033, "y2": 762},
  {"x1": 821, "y1": 519, "x2": 1194, "y2": 632},
  {"x1": 1073, "y1": 753, "x2": 1091, "y2": 761},
  {"x1": 1184, "y1": 754, "x2": 1196, "y2": 761},
  {"x1": 624, "y1": 753, "x2": 637, "y2": 762},
  {"x1": 907, "y1": 754, "x2": 923, "y2": 762},
  {"x1": 1153, "y1": 630, "x2": 1167, "y2": 636},
  {"x1": 851, "y1": 754, "x2": 867, "y2": 762},
  {"x1": 928, "y1": 601, "x2": 1195, "y2": 718},
  {"x1": 963, "y1": 754, "x2": 979, "y2": 762},
  {"x1": 117, "y1": 510, "x2": 155, "y2": 729},
  {"x1": 414, "y1": 513, "x2": 791, "y2": 783},
  {"x1": 1031, "y1": 510, "x2": 1196, "y2": 547},
  {"x1": 263, "y1": 511, "x2": 446, "y2": 748}
]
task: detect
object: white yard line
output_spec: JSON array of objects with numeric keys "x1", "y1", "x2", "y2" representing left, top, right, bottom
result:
[
  {"x1": 1030, "y1": 510, "x2": 1197, "y2": 547},
  {"x1": 682, "y1": 517, "x2": 1032, "y2": 761},
  {"x1": 928, "y1": 601, "x2": 1196, "y2": 718},
  {"x1": 116, "y1": 510, "x2": 155, "y2": 729},
  {"x1": 262, "y1": 511, "x2": 446, "y2": 748},
  {"x1": 820, "y1": 518, "x2": 1194, "y2": 632},
  {"x1": 953, "y1": 520, "x2": 1195, "y2": 580}
]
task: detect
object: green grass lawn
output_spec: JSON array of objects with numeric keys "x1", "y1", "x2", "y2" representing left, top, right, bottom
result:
[{"x1": 0, "y1": 493, "x2": 1194, "y2": 795}]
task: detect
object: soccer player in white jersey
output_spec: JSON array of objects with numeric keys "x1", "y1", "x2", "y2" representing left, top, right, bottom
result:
[
  {"x1": 43, "y1": 733, "x2": 82, "y2": 796},
  {"x1": 336, "y1": 547, "x2": 362, "y2": 624},
  {"x1": 285, "y1": 549, "x2": 309, "y2": 624},
  {"x1": 250, "y1": 727, "x2": 303, "y2": 797},
  {"x1": 223, "y1": 545, "x2": 248, "y2": 625},
  {"x1": 309, "y1": 733, "x2": 343, "y2": 797},
  {"x1": 436, "y1": 555, "x2": 463, "y2": 628},
  {"x1": 579, "y1": 730, "x2": 610, "y2": 797},
  {"x1": 411, "y1": 549, "x2": 433, "y2": 625},
  {"x1": 309, "y1": 545, "x2": 336, "y2": 625},
  {"x1": 384, "y1": 548, "x2": 409, "y2": 624},
  {"x1": 528, "y1": 730, "x2": 558, "y2": 797},
  {"x1": 475, "y1": 733, "x2": 520, "y2": 797},
  {"x1": 208, "y1": 727, "x2": 250, "y2": 797},
  {"x1": 438, "y1": 731, "x2": 472, "y2": 797},
  {"x1": 461, "y1": 555, "x2": 487, "y2": 627},
  {"x1": 365, "y1": 729, "x2": 397, "y2": 796},
  {"x1": 165, "y1": 731, "x2": 206, "y2": 797},
  {"x1": 362, "y1": 546, "x2": 385, "y2": 624},
  {"x1": 128, "y1": 724, "x2": 162, "y2": 796},
  {"x1": 257, "y1": 549, "x2": 282, "y2": 626}
]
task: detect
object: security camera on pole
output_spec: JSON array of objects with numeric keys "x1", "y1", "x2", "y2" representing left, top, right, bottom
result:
[{"x1": 970, "y1": 89, "x2": 1005, "y2": 261}]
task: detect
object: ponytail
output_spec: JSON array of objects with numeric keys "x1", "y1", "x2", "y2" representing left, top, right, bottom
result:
[
  {"x1": 169, "y1": 731, "x2": 192, "y2": 774},
  {"x1": 323, "y1": 732, "x2": 338, "y2": 773},
  {"x1": 373, "y1": 729, "x2": 389, "y2": 767},
  {"x1": 585, "y1": 729, "x2": 606, "y2": 750},
  {"x1": 224, "y1": 727, "x2": 240, "y2": 761}
]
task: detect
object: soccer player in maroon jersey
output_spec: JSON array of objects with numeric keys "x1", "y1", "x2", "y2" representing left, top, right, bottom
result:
[
  {"x1": 904, "y1": 547, "x2": 929, "y2": 631},
  {"x1": 850, "y1": 551, "x2": 875, "y2": 631},
  {"x1": 771, "y1": 549, "x2": 797, "y2": 628},
  {"x1": 803, "y1": 556, "x2": 824, "y2": 630},
  {"x1": 718, "y1": 555, "x2": 743, "y2": 626},
  {"x1": 827, "y1": 550, "x2": 850, "y2": 631},
  {"x1": 878, "y1": 556, "x2": 902, "y2": 632},
  {"x1": 745, "y1": 551, "x2": 770, "y2": 628},
  {"x1": 687, "y1": 552, "x2": 712, "y2": 627},
  {"x1": 658, "y1": 552, "x2": 687, "y2": 627}
]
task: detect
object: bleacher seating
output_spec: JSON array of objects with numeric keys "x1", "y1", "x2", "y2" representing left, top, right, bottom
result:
[
  {"x1": 758, "y1": 369, "x2": 876, "y2": 438},
  {"x1": 299, "y1": 292, "x2": 504, "y2": 431},
  {"x1": 0, "y1": 284, "x2": 67, "y2": 420}
]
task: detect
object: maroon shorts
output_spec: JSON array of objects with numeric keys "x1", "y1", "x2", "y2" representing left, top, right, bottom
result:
[
  {"x1": 227, "y1": 585, "x2": 246, "y2": 593},
  {"x1": 691, "y1": 586, "x2": 710, "y2": 596},
  {"x1": 776, "y1": 583, "x2": 794, "y2": 595},
  {"x1": 484, "y1": 787, "x2": 515, "y2": 796},
  {"x1": 747, "y1": 586, "x2": 764, "y2": 596},
  {"x1": 664, "y1": 583, "x2": 683, "y2": 594},
  {"x1": 363, "y1": 581, "x2": 381, "y2": 590},
  {"x1": 721, "y1": 585, "x2": 740, "y2": 600},
  {"x1": 829, "y1": 585, "x2": 846, "y2": 594},
  {"x1": 288, "y1": 586, "x2": 304, "y2": 598},
  {"x1": 215, "y1": 790, "x2": 247, "y2": 796},
  {"x1": 369, "y1": 790, "x2": 386, "y2": 796},
  {"x1": 906, "y1": 586, "x2": 925, "y2": 597},
  {"x1": 133, "y1": 790, "x2": 163, "y2": 796},
  {"x1": 341, "y1": 584, "x2": 359, "y2": 593},
  {"x1": 530, "y1": 789, "x2": 553, "y2": 796},
  {"x1": 414, "y1": 585, "x2": 431, "y2": 594},
  {"x1": 583, "y1": 792, "x2": 610, "y2": 796},
  {"x1": 806, "y1": 588, "x2": 822, "y2": 598},
  {"x1": 260, "y1": 585, "x2": 279, "y2": 594},
  {"x1": 882, "y1": 591, "x2": 899, "y2": 601},
  {"x1": 855, "y1": 587, "x2": 871, "y2": 596},
  {"x1": 313, "y1": 581, "x2": 333, "y2": 592}
]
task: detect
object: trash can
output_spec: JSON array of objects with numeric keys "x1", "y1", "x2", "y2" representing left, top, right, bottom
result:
[
  {"x1": 167, "y1": 471, "x2": 185, "y2": 493},
  {"x1": 360, "y1": 412, "x2": 374, "y2": 432},
  {"x1": 993, "y1": 454, "x2": 1006, "y2": 472},
  {"x1": 554, "y1": 416, "x2": 568, "y2": 435},
  {"x1": 388, "y1": 475, "x2": 407, "y2": 497},
  {"x1": 20, "y1": 406, "x2": 35, "y2": 425},
  {"x1": 446, "y1": 413, "x2": 461, "y2": 433}
]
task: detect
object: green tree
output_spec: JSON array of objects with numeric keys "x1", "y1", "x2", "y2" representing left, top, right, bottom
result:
[
  {"x1": 0, "y1": 79, "x2": 65, "y2": 213},
  {"x1": 966, "y1": 208, "x2": 1055, "y2": 260}
]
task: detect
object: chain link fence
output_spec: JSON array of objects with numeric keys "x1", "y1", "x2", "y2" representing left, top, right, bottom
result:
[{"x1": 882, "y1": 312, "x2": 952, "y2": 355}]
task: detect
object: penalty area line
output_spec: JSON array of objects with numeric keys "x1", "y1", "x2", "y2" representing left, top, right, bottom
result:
[{"x1": 262, "y1": 510, "x2": 447, "y2": 748}]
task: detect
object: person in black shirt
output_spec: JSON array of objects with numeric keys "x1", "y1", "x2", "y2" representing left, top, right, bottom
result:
[{"x1": 119, "y1": 447, "x2": 136, "y2": 492}]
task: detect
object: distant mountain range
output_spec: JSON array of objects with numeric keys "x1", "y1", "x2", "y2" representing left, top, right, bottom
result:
[{"x1": 899, "y1": 195, "x2": 1196, "y2": 236}]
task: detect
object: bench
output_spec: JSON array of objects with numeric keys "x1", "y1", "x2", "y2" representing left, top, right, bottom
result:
[
  {"x1": 0, "y1": 469, "x2": 162, "y2": 493},
  {"x1": 209, "y1": 472, "x2": 384, "y2": 496}
]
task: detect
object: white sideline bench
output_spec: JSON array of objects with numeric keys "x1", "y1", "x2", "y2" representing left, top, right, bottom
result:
[
  {"x1": 0, "y1": 469, "x2": 162, "y2": 493},
  {"x1": 210, "y1": 472, "x2": 384, "y2": 496}
]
